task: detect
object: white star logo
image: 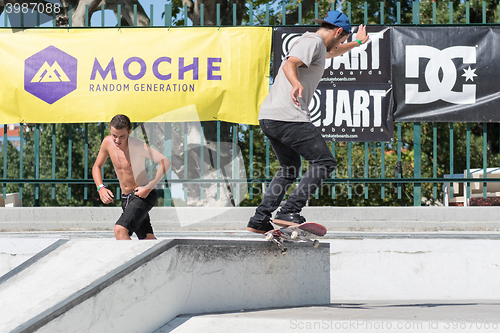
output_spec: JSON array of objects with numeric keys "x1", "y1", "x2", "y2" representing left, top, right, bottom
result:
[{"x1": 462, "y1": 66, "x2": 477, "y2": 82}]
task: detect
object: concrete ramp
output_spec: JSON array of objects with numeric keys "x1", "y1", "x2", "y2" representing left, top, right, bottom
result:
[{"x1": 0, "y1": 239, "x2": 330, "y2": 333}]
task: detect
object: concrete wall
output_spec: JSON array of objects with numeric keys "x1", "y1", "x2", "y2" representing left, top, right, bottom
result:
[
  {"x1": 3, "y1": 206, "x2": 500, "y2": 232},
  {"x1": 1, "y1": 239, "x2": 330, "y2": 333},
  {"x1": 328, "y1": 238, "x2": 500, "y2": 301},
  {"x1": 0, "y1": 240, "x2": 160, "y2": 333}
]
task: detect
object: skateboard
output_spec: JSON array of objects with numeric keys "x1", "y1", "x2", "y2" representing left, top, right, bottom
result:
[{"x1": 265, "y1": 222, "x2": 327, "y2": 255}]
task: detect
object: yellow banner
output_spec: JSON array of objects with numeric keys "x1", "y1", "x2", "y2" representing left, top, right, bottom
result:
[{"x1": 0, "y1": 27, "x2": 271, "y2": 125}]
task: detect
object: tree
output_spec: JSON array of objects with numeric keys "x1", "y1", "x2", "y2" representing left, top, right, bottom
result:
[
  {"x1": 2, "y1": 124, "x2": 117, "y2": 207},
  {"x1": 0, "y1": 140, "x2": 22, "y2": 196},
  {"x1": 3, "y1": 0, "x2": 498, "y2": 207},
  {"x1": 419, "y1": 0, "x2": 499, "y2": 24},
  {"x1": 169, "y1": 0, "x2": 321, "y2": 26}
]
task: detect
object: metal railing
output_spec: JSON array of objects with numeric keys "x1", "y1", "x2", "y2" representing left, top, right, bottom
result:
[{"x1": 1, "y1": 1, "x2": 500, "y2": 207}]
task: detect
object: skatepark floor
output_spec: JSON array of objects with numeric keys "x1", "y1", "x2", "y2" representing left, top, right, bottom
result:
[
  {"x1": 157, "y1": 301, "x2": 500, "y2": 333},
  {"x1": 3, "y1": 230, "x2": 500, "y2": 333}
]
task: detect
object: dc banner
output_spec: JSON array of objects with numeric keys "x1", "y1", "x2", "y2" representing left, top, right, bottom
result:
[
  {"x1": 273, "y1": 26, "x2": 393, "y2": 142},
  {"x1": 392, "y1": 26, "x2": 500, "y2": 122}
]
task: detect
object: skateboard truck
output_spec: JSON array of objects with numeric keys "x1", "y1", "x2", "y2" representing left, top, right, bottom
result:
[
  {"x1": 265, "y1": 222, "x2": 326, "y2": 255},
  {"x1": 290, "y1": 230, "x2": 320, "y2": 248},
  {"x1": 265, "y1": 232, "x2": 289, "y2": 255}
]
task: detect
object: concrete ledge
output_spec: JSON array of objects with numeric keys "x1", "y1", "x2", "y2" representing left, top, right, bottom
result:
[
  {"x1": 3, "y1": 239, "x2": 330, "y2": 333},
  {"x1": 0, "y1": 239, "x2": 68, "y2": 284},
  {"x1": 2, "y1": 206, "x2": 500, "y2": 232},
  {"x1": 0, "y1": 238, "x2": 64, "y2": 277},
  {"x1": 329, "y1": 238, "x2": 500, "y2": 300}
]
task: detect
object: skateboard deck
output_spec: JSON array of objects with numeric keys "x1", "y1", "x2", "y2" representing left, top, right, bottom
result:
[{"x1": 265, "y1": 222, "x2": 327, "y2": 255}]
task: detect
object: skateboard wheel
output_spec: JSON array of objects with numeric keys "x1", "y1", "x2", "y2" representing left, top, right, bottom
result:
[
  {"x1": 291, "y1": 231, "x2": 299, "y2": 240},
  {"x1": 313, "y1": 240, "x2": 320, "y2": 248},
  {"x1": 265, "y1": 233, "x2": 274, "y2": 241}
]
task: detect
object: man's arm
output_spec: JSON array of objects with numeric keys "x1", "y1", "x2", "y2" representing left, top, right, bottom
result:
[
  {"x1": 282, "y1": 56, "x2": 305, "y2": 106},
  {"x1": 92, "y1": 138, "x2": 114, "y2": 204},
  {"x1": 134, "y1": 143, "x2": 172, "y2": 198},
  {"x1": 326, "y1": 24, "x2": 369, "y2": 58}
]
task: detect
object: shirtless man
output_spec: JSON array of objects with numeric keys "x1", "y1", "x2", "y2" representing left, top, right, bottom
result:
[{"x1": 92, "y1": 114, "x2": 171, "y2": 240}]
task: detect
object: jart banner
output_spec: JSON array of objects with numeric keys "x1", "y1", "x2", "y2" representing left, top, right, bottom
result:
[
  {"x1": 273, "y1": 26, "x2": 393, "y2": 142},
  {"x1": 392, "y1": 26, "x2": 500, "y2": 122},
  {"x1": 0, "y1": 27, "x2": 271, "y2": 125}
]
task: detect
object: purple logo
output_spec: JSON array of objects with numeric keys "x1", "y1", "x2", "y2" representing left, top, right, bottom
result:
[{"x1": 24, "y1": 46, "x2": 77, "y2": 104}]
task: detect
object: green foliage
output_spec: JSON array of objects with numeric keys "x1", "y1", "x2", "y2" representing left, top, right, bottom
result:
[
  {"x1": 0, "y1": 140, "x2": 22, "y2": 195},
  {"x1": 235, "y1": 121, "x2": 497, "y2": 207},
  {"x1": 3, "y1": 1, "x2": 500, "y2": 207},
  {"x1": 164, "y1": 0, "x2": 499, "y2": 26},
  {"x1": 163, "y1": 0, "x2": 183, "y2": 26},
  {"x1": 344, "y1": 0, "x2": 412, "y2": 25},
  {"x1": 0, "y1": 124, "x2": 118, "y2": 207},
  {"x1": 1, "y1": 120, "x2": 496, "y2": 207}
]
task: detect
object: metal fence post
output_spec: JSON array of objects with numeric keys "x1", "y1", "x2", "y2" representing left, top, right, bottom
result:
[{"x1": 413, "y1": 123, "x2": 422, "y2": 206}]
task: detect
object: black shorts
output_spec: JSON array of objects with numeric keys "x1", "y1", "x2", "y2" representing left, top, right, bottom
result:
[{"x1": 116, "y1": 189, "x2": 157, "y2": 239}]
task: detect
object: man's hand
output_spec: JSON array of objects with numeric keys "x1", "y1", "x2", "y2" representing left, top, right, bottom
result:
[
  {"x1": 291, "y1": 83, "x2": 304, "y2": 107},
  {"x1": 355, "y1": 24, "x2": 369, "y2": 44},
  {"x1": 134, "y1": 186, "x2": 152, "y2": 199},
  {"x1": 98, "y1": 188, "x2": 114, "y2": 204},
  {"x1": 282, "y1": 56, "x2": 305, "y2": 107},
  {"x1": 326, "y1": 25, "x2": 371, "y2": 58}
]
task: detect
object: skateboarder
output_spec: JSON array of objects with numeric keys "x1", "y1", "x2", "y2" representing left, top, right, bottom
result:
[
  {"x1": 92, "y1": 114, "x2": 171, "y2": 240},
  {"x1": 248, "y1": 11, "x2": 368, "y2": 233}
]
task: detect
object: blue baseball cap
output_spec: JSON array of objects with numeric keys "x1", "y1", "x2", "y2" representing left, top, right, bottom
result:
[{"x1": 313, "y1": 11, "x2": 352, "y2": 34}]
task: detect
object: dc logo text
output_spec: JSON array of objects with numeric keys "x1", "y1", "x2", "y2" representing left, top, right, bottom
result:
[{"x1": 405, "y1": 45, "x2": 477, "y2": 105}]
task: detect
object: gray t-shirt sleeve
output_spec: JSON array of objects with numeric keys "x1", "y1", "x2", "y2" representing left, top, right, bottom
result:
[
  {"x1": 286, "y1": 36, "x2": 321, "y2": 68},
  {"x1": 258, "y1": 32, "x2": 325, "y2": 123}
]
